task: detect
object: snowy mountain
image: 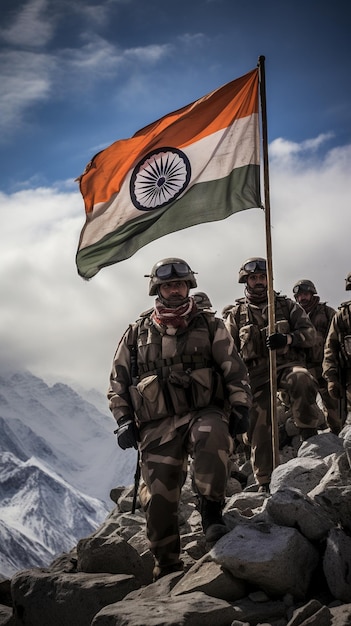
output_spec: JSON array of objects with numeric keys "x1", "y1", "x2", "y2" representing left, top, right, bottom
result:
[
  {"x1": 0, "y1": 369, "x2": 138, "y2": 578},
  {"x1": 0, "y1": 452, "x2": 108, "y2": 579}
]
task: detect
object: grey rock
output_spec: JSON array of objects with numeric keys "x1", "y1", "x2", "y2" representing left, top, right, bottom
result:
[
  {"x1": 265, "y1": 486, "x2": 334, "y2": 541},
  {"x1": 77, "y1": 532, "x2": 150, "y2": 584},
  {"x1": 210, "y1": 521, "x2": 319, "y2": 599},
  {"x1": 227, "y1": 596, "x2": 287, "y2": 625},
  {"x1": 3, "y1": 422, "x2": 351, "y2": 625},
  {"x1": 298, "y1": 432, "x2": 344, "y2": 461},
  {"x1": 91, "y1": 591, "x2": 236, "y2": 625},
  {"x1": 323, "y1": 528, "x2": 351, "y2": 603},
  {"x1": 171, "y1": 553, "x2": 247, "y2": 601},
  {"x1": 11, "y1": 570, "x2": 141, "y2": 626},
  {"x1": 286, "y1": 599, "x2": 332, "y2": 625},
  {"x1": 270, "y1": 457, "x2": 329, "y2": 495},
  {"x1": 308, "y1": 454, "x2": 351, "y2": 531}
]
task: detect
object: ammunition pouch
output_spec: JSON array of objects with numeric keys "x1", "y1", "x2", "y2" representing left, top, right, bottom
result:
[
  {"x1": 274, "y1": 320, "x2": 291, "y2": 354},
  {"x1": 239, "y1": 324, "x2": 267, "y2": 361},
  {"x1": 129, "y1": 364, "x2": 225, "y2": 422}
]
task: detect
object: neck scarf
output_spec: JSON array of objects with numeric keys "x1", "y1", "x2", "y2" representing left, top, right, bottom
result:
[
  {"x1": 244, "y1": 286, "x2": 268, "y2": 305},
  {"x1": 152, "y1": 297, "x2": 197, "y2": 333},
  {"x1": 303, "y1": 295, "x2": 320, "y2": 314}
]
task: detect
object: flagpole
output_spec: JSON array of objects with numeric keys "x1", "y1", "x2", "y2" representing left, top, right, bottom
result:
[{"x1": 257, "y1": 56, "x2": 280, "y2": 470}]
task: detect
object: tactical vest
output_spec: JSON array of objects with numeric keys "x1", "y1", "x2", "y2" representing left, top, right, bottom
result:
[
  {"x1": 307, "y1": 302, "x2": 332, "y2": 365},
  {"x1": 337, "y1": 301, "x2": 351, "y2": 365},
  {"x1": 230, "y1": 296, "x2": 305, "y2": 369},
  {"x1": 126, "y1": 311, "x2": 226, "y2": 422}
]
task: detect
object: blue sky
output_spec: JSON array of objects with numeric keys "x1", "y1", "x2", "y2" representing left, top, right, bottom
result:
[{"x1": 1, "y1": 0, "x2": 351, "y2": 395}]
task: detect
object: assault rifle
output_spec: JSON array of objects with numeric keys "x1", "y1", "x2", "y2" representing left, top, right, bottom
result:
[{"x1": 130, "y1": 341, "x2": 141, "y2": 514}]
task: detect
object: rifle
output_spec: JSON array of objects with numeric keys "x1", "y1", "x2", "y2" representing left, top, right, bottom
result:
[
  {"x1": 131, "y1": 450, "x2": 141, "y2": 514},
  {"x1": 129, "y1": 335, "x2": 141, "y2": 514},
  {"x1": 338, "y1": 364, "x2": 347, "y2": 428}
]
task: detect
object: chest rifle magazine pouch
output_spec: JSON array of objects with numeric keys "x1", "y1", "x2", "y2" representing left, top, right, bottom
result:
[
  {"x1": 129, "y1": 375, "x2": 169, "y2": 422},
  {"x1": 239, "y1": 324, "x2": 265, "y2": 361}
]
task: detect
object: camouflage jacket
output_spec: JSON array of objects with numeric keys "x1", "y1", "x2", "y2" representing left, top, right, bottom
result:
[
  {"x1": 323, "y1": 301, "x2": 351, "y2": 384},
  {"x1": 223, "y1": 293, "x2": 317, "y2": 389},
  {"x1": 305, "y1": 301, "x2": 336, "y2": 367},
  {"x1": 108, "y1": 308, "x2": 252, "y2": 425}
]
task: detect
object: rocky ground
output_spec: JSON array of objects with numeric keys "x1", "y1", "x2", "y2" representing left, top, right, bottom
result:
[{"x1": 0, "y1": 415, "x2": 351, "y2": 626}]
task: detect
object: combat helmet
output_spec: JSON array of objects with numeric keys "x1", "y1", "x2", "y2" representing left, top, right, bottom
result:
[
  {"x1": 345, "y1": 272, "x2": 351, "y2": 291},
  {"x1": 146, "y1": 258, "x2": 197, "y2": 296},
  {"x1": 238, "y1": 258, "x2": 266, "y2": 283},
  {"x1": 293, "y1": 279, "x2": 317, "y2": 298},
  {"x1": 194, "y1": 292, "x2": 212, "y2": 310}
]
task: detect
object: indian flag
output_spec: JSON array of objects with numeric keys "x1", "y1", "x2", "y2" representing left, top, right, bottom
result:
[{"x1": 76, "y1": 68, "x2": 261, "y2": 279}]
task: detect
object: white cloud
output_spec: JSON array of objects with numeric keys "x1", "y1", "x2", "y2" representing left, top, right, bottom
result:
[
  {"x1": 0, "y1": 139, "x2": 350, "y2": 395},
  {"x1": 270, "y1": 133, "x2": 334, "y2": 160},
  {"x1": 0, "y1": 0, "x2": 54, "y2": 48},
  {"x1": 124, "y1": 44, "x2": 172, "y2": 63},
  {"x1": 0, "y1": 50, "x2": 53, "y2": 133}
]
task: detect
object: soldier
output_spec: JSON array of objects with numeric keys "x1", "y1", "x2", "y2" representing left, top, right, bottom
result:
[
  {"x1": 322, "y1": 272, "x2": 351, "y2": 426},
  {"x1": 223, "y1": 257, "x2": 324, "y2": 492},
  {"x1": 293, "y1": 279, "x2": 340, "y2": 434},
  {"x1": 108, "y1": 258, "x2": 252, "y2": 581}
]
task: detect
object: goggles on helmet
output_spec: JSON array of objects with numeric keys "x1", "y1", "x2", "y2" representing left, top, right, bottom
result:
[
  {"x1": 154, "y1": 262, "x2": 191, "y2": 280},
  {"x1": 243, "y1": 259, "x2": 266, "y2": 273},
  {"x1": 293, "y1": 284, "x2": 309, "y2": 294}
]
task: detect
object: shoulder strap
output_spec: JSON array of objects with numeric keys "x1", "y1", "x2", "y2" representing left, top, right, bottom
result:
[
  {"x1": 236, "y1": 301, "x2": 249, "y2": 327},
  {"x1": 275, "y1": 295, "x2": 290, "y2": 320},
  {"x1": 338, "y1": 302, "x2": 351, "y2": 335},
  {"x1": 200, "y1": 311, "x2": 217, "y2": 342}
]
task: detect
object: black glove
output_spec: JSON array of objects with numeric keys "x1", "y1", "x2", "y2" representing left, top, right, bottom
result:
[
  {"x1": 266, "y1": 332, "x2": 288, "y2": 350},
  {"x1": 114, "y1": 416, "x2": 138, "y2": 450},
  {"x1": 229, "y1": 406, "x2": 250, "y2": 437}
]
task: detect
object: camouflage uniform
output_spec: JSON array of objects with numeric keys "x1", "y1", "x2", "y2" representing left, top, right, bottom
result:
[
  {"x1": 224, "y1": 293, "x2": 323, "y2": 486},
  {"x1": 323, "y1": 300, "x2": 351, "y2": 421},
  {"x1": 304, "y1": 301, "x2": 340, "y2": 432},
  {"x1": 108, "y1": 307, "x2": 251, "y2": 573}
]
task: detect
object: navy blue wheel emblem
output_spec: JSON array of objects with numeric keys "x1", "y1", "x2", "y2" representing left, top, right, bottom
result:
[{"x1": 130, "y1": 147, "x2": 191, "y2": 211}]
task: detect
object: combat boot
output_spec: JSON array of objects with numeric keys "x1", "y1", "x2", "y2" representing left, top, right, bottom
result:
[
  {"x1": 200, "y1": 497, "x2": 229, "y2": 543},
  {"x1": 152, "y1": 561, "x2": 184, "y2": 582}
]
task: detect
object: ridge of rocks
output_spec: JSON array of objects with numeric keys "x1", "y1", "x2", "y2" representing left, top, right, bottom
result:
[{"x1": 1, "y1": 427, "x2": 351, "y2": 626}]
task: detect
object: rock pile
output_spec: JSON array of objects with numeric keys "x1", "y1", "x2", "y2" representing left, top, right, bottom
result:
[{"x1": 1, "y1": 425, "x2": 351, "y2": 626}]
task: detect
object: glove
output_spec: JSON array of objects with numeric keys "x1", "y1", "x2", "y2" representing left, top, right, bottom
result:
[
  {"x1": 266, "y1": 332, "x2": 288, "y2": 350},
  {"x1": 327, "y1": 381, "x2": 343, "y2": 400},
  {"x1": 114, "y1": 416, "x2": 138, "y2": 450},
  {"x1": 229, "y1": 406, "x2": 250, "y2": 437}
]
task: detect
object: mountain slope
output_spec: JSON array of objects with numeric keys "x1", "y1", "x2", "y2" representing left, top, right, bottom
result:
[
  {"x1": 0, "y1": 452, "x2": 109, "y2": 578},
  {"x1": 0, "y1": 369, "x2": 137, "y2": 578},
  {"x1": 0, "y1": 370, "x2": 137, "y2": 505}
]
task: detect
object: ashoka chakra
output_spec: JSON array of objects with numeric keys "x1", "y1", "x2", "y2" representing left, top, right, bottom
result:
[{"x1": 130, "y1": 147, "x2": 191, "y2": 211}]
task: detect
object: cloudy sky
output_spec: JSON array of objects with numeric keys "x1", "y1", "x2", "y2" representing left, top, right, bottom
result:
[{"x1": 1, "y1": 0, "x2": 350, "y2": 398}]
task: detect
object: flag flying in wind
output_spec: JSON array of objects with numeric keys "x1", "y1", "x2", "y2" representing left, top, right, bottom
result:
[{"x1": 76, "y1": 68, "x2": 261, "y2": 279}]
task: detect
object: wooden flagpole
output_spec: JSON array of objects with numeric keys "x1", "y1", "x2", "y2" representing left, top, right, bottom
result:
[{"x1": 257, "y1": 56, "x2": 280, "y2": 469}]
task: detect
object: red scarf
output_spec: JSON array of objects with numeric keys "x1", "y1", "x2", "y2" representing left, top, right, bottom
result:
[{"x1": 152, "y1": 297, "x2": 197, "y2": 331}]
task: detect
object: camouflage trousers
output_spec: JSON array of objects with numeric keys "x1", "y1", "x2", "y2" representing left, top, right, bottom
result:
[
  {"x1": 308, "y1": 366, "x2": 341, "y2": 433},
  {"x1": 248, "y1": 365, "x2": 323, "y2": 486},
  {"x1": 138, "y1": 408, "x2": 232, "y2": 569}
]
